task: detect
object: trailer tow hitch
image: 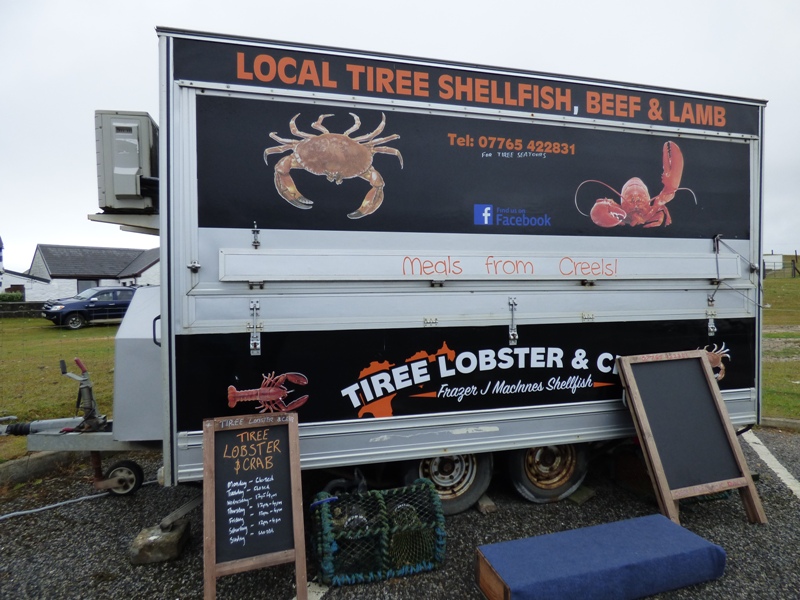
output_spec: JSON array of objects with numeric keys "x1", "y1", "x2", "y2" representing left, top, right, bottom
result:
[
  {"x1": 1, "y1": 359, "x2": 146, "y2": 496},
  {"x1": 59, "y1": 358, "x2": 108, "y2": 433}
]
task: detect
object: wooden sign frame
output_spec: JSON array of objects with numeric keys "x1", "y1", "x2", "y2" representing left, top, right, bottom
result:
[
  {"x1": 203, "y1": 412, "x2": 307, "y2": 600},
  {"x1": 617, "y1": 350, "x2": 766, "y2": 525}
]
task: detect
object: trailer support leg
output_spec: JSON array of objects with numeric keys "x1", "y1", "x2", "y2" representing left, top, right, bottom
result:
[{"x1": 90, "y1": 451, "x2": 105, "y2": 486}]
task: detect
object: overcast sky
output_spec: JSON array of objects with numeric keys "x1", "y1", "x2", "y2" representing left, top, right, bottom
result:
[{"x1": 1, "y1": 0, "x2": 798, "y2": 271}]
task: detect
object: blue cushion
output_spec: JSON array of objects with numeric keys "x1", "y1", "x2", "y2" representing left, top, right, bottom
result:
[{"x1": 476, "y1": 514, "x2": 726, "y2": 600}]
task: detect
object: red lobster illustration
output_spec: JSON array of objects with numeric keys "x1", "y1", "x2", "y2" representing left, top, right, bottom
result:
[
  {"x1": 227, "y1": 372, "x2": 309, "y2": 413},
  {"x1": 575, "y1": 141, "x2": 696, "y2": 228}
]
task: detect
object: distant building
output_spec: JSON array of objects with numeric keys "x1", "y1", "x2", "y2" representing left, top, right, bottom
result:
[
  {"x1": 4, "y1": 244, "x2": 159, "y2": 301},
  {"x1": 2, "y1": 269, "x2": 52, "y2": 299},
  {"x1": 763, "y1": 254, "x2": 784, "y2": 271}
]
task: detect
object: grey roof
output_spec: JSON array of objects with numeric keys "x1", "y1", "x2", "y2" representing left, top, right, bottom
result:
[
  {"x1": 35, "y1": 244, "x2": 159, "y2": 279},
  {"x1": 3, "y1": 269, "x2": 49, "y2": 283},
  {"x1": 119, "y1": 247, "x2": 160, "y2": 278}
]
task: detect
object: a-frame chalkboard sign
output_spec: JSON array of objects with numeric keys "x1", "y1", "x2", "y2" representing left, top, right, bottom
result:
[
  {"x1": 203, "y1": 412, "x2": 307, "y2": 600},
  {"x1": 617, "y1": 350, "x2": 766, "y2": 525}
]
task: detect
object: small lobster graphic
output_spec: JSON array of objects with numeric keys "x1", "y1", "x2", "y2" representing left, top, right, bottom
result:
[
  {"x1": 575, "y1": 141, "x2": 696, "y2": 228},
  {"x1": 703, "y1": 343, "x2": 731, "y2": 381},
  {"x1": 227, "y1": 372, "x2": 309, "y2": 413}
]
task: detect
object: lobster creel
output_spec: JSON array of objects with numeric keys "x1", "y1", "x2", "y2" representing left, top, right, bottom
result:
[{"x1": 310, "y1": 478, "x2": 446, "y2": 586}]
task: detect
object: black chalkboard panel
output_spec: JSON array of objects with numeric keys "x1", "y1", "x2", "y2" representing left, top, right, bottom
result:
[
  {"x1": 618, "y1": 350, "x2": 766, "y2": 525},
  {"x1": 213, "y1": 419, "x2": 293, "y2": 563}
]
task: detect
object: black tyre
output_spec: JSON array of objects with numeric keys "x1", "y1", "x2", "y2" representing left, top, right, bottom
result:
[
  {"x1": 64, "y1": 313, "x2": 86, "y2": 330},
  {"x1": 105, "y1": 460, "x2": 145, "y2": 496},
  {"x1": 403, "y1": 453, "x2": 493, "y2": 515},
  {"x1": 504, "y1": 444, "x2": 588, "y2": 503}
]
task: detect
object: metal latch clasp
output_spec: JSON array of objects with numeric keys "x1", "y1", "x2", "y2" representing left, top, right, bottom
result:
[
  {"x1": 508, "y1": 297, "x2": 518, "y2": 346},
  {"x1": 247, "y1": 300, "x2": 262, "y2": 355}
]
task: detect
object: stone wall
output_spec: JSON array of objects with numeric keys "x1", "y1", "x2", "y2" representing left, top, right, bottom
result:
[{"x1": 0, "y1": 302, "x2": 45, "y2": 318}]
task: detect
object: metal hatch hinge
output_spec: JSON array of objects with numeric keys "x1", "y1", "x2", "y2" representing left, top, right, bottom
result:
[
  {"x1": 246, "y1": 300, "x2": 263, "y2": 355},
  {"x1": 508, "y1": 297, "x2": 518, "y2": 346},
  {"x1": 251, "y1": 221, "x2": 261, "y2": 249}
]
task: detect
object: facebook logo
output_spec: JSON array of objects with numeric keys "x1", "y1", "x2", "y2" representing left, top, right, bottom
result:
[{"x1": 474, "y1": 204, "x2": 493, "y2": 225}]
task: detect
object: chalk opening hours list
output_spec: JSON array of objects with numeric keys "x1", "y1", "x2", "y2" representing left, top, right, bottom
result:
[{"x1": 214, "y1": 420, "x2": 293, "y2": 563}]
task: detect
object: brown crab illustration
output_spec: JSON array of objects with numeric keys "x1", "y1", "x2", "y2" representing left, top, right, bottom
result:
[{"x1": 264, "y1": 112, "x2": 403, "y2": 219}]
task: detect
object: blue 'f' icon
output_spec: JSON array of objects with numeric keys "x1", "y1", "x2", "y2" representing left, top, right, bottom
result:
[{"x1": 474, "y1": 204, "x2": 493, "y2": 225}]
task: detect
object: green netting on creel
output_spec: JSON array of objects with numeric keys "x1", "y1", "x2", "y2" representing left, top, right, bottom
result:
[{"x1": 310, "y1": 478, "x2": 447, "y2": 586}]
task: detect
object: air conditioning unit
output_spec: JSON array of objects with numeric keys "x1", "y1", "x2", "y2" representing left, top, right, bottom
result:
[{"x1": 95, "y1": 110, "x2": 158, "y2": 212}]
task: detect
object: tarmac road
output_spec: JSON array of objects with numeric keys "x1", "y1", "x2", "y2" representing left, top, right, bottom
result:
[{"x1": 1, "y1": 426, "x2": 799, "y2": 599}]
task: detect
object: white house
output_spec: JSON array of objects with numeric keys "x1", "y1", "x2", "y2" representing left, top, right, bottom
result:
[
  {"x1": 763, "y1": 254, "x2": 784, "y2": 271},
  {"x1": 2, "y1": 269, "x2": 62, "y2": 300},
  {"x1": 4, "y1": 244, "x2": 160, "y2": 301}
]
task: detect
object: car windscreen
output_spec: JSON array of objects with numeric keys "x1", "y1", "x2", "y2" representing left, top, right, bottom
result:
[{"x1": 75, "y1": 289, "x2": 101, "y2": 300}]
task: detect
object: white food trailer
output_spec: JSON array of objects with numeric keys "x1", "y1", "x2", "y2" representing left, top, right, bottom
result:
[{"x1": 29, "y1": 28, "x2": 766, "y2": 514}]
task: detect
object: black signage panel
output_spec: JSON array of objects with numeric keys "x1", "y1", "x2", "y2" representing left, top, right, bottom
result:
[
  {"x1": 170, "y1": 34, "x2": 761, "y2": 135},
  {"x1": 177, "y1": 318, "x2": 755, "y2": 432},
  {"x1": 195, "y1": 94, "x2": 751, "y2": 240}
]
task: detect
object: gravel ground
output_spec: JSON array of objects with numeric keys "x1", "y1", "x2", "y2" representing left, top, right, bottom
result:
[{"x1": 1, "y1": 427, "x2": 799, "y2": 600}]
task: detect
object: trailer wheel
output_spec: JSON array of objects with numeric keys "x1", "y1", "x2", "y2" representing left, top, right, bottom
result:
[
  {"x1": 505, "y1": 444, "x2": 588, "y2": 503},
  {"x1": 403, "y1": 453, "x2": 493, "y2": 515},
  {"x1": 105, "y1": 460, "x2": 145, "y2": 496},
  {"x1": 64, "y1": 313, "x2": 86, "y2": 330}
]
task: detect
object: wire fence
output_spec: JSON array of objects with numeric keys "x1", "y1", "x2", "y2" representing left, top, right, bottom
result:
[{"x1": 764, "y1": 261, "x2": 800, "y2": 279}]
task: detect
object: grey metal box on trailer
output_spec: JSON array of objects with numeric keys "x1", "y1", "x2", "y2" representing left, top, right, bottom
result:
[{"x1": 113, "y1": 285, "x2": 163, "y2": 442}]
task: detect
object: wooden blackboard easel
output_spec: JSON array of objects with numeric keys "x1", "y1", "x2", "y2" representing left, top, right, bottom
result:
[
  {"x1": 617, "y1": 350, "x2": 766, "y2": 525},
  {"x1": 203, "y1": 412, "x2": 307, "y2": 600}
]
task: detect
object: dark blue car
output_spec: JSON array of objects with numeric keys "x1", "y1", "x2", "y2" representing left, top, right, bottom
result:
[{"x1": 40, "y1": 286, "x2": 137, "y2": 330}]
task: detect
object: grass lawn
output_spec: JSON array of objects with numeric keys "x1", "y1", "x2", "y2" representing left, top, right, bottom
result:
[
  {"x1": 763, "y1": 276, "x2": 800, "y2": 326},
  {"x1": 0, "y1": 278, "x2": 798, "y2": 462},
  {"x1": 762, "y1": 277, "x2": 800, "y2": 420},
  {"x1": 0, "y1": 318, "x2": 116, "y2": 462}
]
